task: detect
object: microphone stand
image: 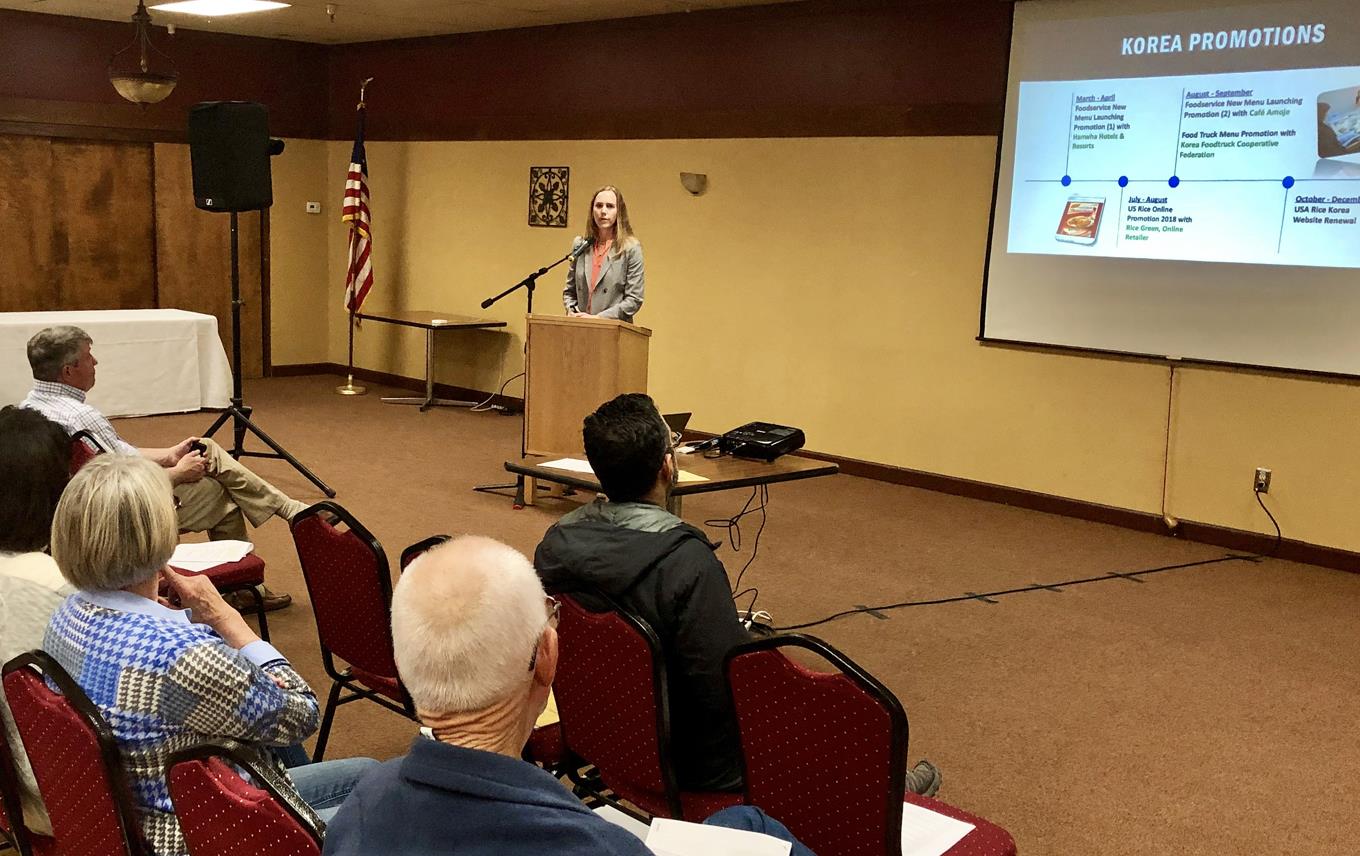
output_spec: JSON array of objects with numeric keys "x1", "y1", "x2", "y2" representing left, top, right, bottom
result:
[{"x1": 473, "y1": 246, "x2": 580, "y2": 505}]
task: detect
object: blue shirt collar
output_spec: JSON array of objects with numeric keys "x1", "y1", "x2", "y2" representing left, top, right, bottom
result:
[{"x1": 78, "y1": 588, "x2": 191, "y2": 623}]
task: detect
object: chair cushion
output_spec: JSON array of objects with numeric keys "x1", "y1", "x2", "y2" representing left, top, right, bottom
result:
[
  {"x1": 905, "y1": 794, "x2": 1017, "y2": 856},
  {"x1": 172, "y1": 554, "x2": 266, "y2": 590},
  {"x1": 349, "y1": 666, "x2": 406, "y2": 704}
]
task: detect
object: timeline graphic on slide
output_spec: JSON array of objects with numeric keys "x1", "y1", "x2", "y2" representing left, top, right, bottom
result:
[{"x1": 1007, "y1": 66, "x2": 1360, "y2": 269}]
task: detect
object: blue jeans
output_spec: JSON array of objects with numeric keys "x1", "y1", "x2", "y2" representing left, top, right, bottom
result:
[
  {"x1": 287, "y1": 756, "x2": 379, "y2": 823},
  {"x1": 704, "y1": 806, "x2": 817, "y2": 856}
]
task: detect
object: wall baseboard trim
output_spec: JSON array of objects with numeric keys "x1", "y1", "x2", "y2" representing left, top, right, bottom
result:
[
  {"x1": 271, "y1": 364, "x2": 1360, "y2": 574},
  {"x1": 793, "y1": 448, "x2": 1360, "y2": 574},
  {"x1": 269, "y1": 362, "x2": 521, "y2": 411}
]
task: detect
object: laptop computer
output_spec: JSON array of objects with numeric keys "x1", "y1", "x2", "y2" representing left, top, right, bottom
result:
[{"x1": 662, "y1": 412, "x2": 692, "y2": 445}]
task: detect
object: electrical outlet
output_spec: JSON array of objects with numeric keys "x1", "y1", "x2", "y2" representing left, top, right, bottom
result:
[{"x1": 1254, "y1": 467, "x2": 1272, "y2": 493}]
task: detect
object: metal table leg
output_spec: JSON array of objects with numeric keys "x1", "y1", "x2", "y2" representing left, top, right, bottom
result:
[{"x1": 382, "y1": 327, "x2": 481, "y2": 411}]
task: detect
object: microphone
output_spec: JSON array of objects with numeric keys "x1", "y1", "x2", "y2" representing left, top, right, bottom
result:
[{"x1": 570, "y1": 237, "x2": 594, "y2": 260}]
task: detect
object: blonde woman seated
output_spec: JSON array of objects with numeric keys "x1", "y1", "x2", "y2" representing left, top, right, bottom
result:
[{"x1": 43, "y1": 455, "x2": 375, "y2": 856}]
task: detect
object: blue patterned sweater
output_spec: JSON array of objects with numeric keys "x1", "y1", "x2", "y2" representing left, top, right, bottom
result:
[{"x1": 44, "y1": 590, "x2": 319, "y2": 856}]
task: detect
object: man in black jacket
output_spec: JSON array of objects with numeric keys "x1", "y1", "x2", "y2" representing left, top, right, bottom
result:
[
  {"x1": 534, "y1": 393, "x2": 749, "y2": 791},
  {"x1": 535, "y1": 393, "x2": 942, "y2": 797}
]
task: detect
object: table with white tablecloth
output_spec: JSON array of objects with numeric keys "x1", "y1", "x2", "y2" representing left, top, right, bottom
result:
[{"x1": 0, "y1": 309, "x2": 232, "y2": 418}]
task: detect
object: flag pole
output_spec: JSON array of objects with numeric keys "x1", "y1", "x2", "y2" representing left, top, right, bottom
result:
[
  {"x1": 336, "y1": 77, "x2": 373, "y2": 397},
  {"x1": 336, "y1": 308, "x2": 366, "y2": 395}
]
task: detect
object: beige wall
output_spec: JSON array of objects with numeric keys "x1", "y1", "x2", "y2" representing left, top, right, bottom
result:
[
  {"x1": 268, "y1": 138, "x2": 332, "y2": 366},
  {"x1": 268, "y1": 136, "x2": 1360, "y2": 553}
]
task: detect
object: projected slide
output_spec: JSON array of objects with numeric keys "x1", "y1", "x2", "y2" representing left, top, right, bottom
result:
[{"x1": 1007, "y1": 67, "x2": 1360, "y2": 268}]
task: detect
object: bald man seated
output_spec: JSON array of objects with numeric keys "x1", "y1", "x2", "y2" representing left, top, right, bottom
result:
[{"x1": 322, "y1": 535, "x2": 815, "y2": 856}]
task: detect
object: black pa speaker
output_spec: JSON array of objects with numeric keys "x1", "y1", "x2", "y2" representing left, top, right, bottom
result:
[{"x1": 188, "y1": 101, "x2": 275, "y2": 212}]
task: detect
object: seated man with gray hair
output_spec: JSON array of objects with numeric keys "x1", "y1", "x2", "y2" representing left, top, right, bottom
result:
[
  {"x1": 322, "y1": 535, "x2": 814, "y2": 856},
  {"x1": 21, "y1": 324, "x2": 306, "y2": 609}
]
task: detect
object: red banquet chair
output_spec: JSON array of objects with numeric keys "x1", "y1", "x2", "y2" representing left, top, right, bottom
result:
[
  {"x1": 0, "y1": 712, "x2": 56, "y2": 856},
  {"x1": 1, "y1": 651, "x2": 147, "y2": 856},
  {"x1": 552, "y1": 591, "x2": 742, "y2": 822},
  {"x1": 168, "y1": 740, "x2": 324, "y2": 856},
  {"x1": 163, "y1": 556, "x2": 272, "y2": 642},
  {"x1": 68, "y1": 429, "x2": 103, "y2": 476},
  {"x1": 726, "y1": 635, "x2": 1017, "y2": 856},
  {"x1": 68, "y1": 430, "x2": 272, "y2": 641},
  {"x1": 290, "y1": 501, "x2": 417, "y2": 760},
  {"x1": 399, "y1": 534, "x2": 450, "y2": 570}
]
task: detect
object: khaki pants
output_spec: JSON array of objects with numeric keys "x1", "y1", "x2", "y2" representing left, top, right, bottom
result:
[{"x1": 173, "y1": 438, "x2": 297, "y2": 541}]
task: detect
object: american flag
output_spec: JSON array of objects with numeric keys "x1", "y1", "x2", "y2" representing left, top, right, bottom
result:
[{"x1": 342, "y1": 103, "x2": 373, "y2": 313}]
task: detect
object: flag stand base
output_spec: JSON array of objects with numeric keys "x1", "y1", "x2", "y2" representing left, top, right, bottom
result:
[{"x1": 336, "y1": 374, "x2": 367, "y2": 396}]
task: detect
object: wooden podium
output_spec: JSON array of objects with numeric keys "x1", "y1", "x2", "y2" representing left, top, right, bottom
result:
[{"x1": 523, "y1": 314, "x2": 651, "y2": 457}]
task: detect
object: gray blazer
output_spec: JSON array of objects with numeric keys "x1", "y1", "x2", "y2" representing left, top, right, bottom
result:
[{"x1": 562, "y1": 237, "x2": 645, "y2": 323}]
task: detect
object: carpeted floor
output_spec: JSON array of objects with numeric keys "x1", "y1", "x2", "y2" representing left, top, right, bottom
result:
[{"x1": 114, "y1": 374, "x2": 1360, "y2": 855}]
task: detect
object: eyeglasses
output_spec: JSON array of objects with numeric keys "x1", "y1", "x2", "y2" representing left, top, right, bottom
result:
[{"x1": 528, "y1": 595, "x2": 561, "y2": 672}]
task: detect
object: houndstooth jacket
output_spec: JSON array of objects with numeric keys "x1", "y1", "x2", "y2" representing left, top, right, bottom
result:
[{"x1": 44, "y1": 589, "x2": 320, "y2": 856}]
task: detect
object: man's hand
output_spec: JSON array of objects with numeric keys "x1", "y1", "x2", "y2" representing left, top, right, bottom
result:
[
  {"x1": 160, "y1": 568, "x2": 259, "y2": 650},
  {"x1": 167, "y1": 437, "x2": 201, "y2": 465},
  {"x1": 168, "y1": 450, "x2": 207, "y2": 485}
]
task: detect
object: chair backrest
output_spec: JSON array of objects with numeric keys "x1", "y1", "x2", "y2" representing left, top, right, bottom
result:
[
  {"x1": 68, "y1": 430, "x2": 104, "y2": 475},
  {"x1": 290, "y1": 502, "x2": 402, "y2": 685},
  {"x1": 1, "y1": 651, "x2": 145, "y2": 856},
  {"x1": 553, "y1": 592, "x2": 681, "y2": 817},
  {"x1": 726, "y1": 634, "x2": 908, "y2": 856},
  {"x1": 168, "y1": 740, "x2": 323, "y2": 856},
  {"x1": 0, "y1": 718, "x2": 30, "y2": 855},
  {"x1": 400, "y1": 534, "x2": 451, "y2": 571}
]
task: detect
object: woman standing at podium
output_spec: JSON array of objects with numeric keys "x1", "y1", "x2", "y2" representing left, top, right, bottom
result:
[{"x1": 563, "y1": 185, "x2": 645, "y2": 323}]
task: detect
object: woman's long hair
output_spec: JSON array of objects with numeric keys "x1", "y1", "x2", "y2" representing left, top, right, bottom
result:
[{"x1": 583, "y1": 185, "x2": 638, "y2": 256}]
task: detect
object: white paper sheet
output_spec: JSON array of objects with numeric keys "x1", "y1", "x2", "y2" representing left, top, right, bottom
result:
[
  {"x1": 645, "y1": 817, "x2": 792, "y2": 856},
  {"x1": 540, "y1": 457, "x2": 595, "y2": 473},
  {"x1": 593, "y1": 805, "x2": 651, "y2": 841},
  {"x1": 900, "y1": 801, "x2": 975, "y2": 856},
  {"x1": 539, "y1": 457, "x2": 708, "y2": 484},
  {"x1": 168, "y1": 539, "x2": 254, "y2": 573}
]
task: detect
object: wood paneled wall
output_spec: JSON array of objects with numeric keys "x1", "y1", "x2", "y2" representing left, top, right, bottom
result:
[
  {"x1": 0, "y1": 135, "x2": 154, "y2": 311},
  {"x1": 0, "y1": 133, "x2": 264, "y2": 378},
  {"x1": 154, "y1": 144, "x2": 264, "y2": 379}
]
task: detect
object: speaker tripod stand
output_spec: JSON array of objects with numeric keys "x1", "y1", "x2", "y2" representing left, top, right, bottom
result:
[{"x1": 201, "y1": 212, "x2": 335, "y2": 498}]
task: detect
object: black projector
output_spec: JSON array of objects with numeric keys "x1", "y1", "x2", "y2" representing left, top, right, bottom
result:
[{"x1": 719, "y1": 422, "x2": 805, "y2": 461}]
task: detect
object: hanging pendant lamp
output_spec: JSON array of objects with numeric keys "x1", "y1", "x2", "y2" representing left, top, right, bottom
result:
[{"x1": 108, "y1": 0, "x2": 178, "y2": 106}]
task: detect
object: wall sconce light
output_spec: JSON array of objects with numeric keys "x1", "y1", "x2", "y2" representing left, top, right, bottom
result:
[
  {"x1": 108, "y1": 1, "x2": 178, "y2": 106},
  {"x1": 680, "y1": 172, "x2": 708, "y2": 195}
]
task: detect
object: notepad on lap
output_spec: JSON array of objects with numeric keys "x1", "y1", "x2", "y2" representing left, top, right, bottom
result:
[{"x1": 168, "y1": 539, "x2": 253, "y2": 573}]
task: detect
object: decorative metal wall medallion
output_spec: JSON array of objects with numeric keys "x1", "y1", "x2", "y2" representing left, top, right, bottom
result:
[{"x1": 529, "y1": 166, "x2": 570, "y2": 227}]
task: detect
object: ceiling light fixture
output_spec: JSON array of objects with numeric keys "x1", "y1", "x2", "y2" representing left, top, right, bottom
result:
[
  {"x1": 108, "y1": 1, "x2": 178, "y2": 106},
  {"x1": 150, "y1": 0, "x2": 291, "y2": 16}
]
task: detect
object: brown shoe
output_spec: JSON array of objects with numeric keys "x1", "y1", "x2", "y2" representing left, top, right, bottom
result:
[{"x1": 226, "y1": 586, "x2": 293, "y2": 613}]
